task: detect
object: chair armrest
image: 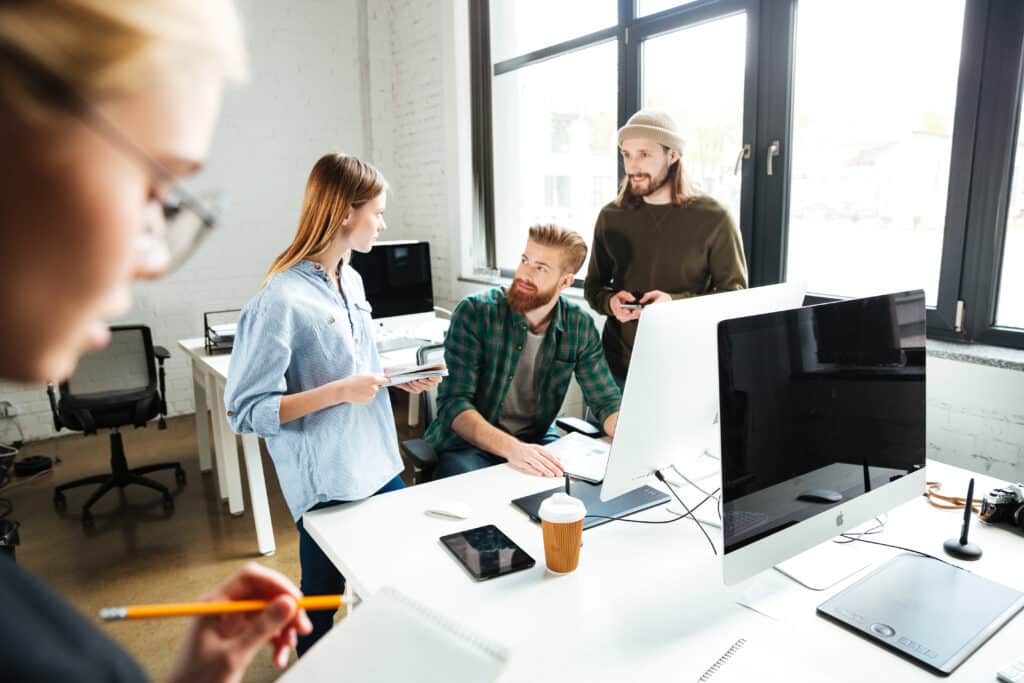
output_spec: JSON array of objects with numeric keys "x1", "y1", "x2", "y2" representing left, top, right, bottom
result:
[
  {"x1": 401, "y1": 438, "x2": 438, "y2": 469},
  {"x1": 154, "y1": 345, "x2": 170, "y2": 363}
]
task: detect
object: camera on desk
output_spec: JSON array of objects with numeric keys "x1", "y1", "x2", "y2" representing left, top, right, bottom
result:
[{"x1": 979, "y1": 483, "x2": 1024, "y2": 529}]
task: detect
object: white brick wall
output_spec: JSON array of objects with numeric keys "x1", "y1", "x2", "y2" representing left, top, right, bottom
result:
[
  {"x1": 0, "y1": 0, "x2": 368, "y2": 441},
  {"x1": 928, "y1": 356, "x2": 1024, "y2": 482}
]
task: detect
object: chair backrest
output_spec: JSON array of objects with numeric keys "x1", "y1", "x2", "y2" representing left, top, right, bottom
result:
[
  {"x1": 416, "y1": 342, "x2": 446, "y2": 424},
  {"x1": 63, "y1": 326, "x2": 156, "y2": 399},
  {"x1": 56, "y1": 325, "x2": 160, "y2": 432}
]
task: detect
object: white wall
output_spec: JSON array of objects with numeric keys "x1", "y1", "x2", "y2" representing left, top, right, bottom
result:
[
  {"x1": 0, "y1": 0, "x2": 368, "y2": 441},
  {"x1": 928, "y1": 357, "x2": 1024, "y2": 482}
]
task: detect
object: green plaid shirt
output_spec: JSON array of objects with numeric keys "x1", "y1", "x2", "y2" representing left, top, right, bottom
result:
[{"x1": 424, "y1": 287, "x2": 621, "y2": 453}]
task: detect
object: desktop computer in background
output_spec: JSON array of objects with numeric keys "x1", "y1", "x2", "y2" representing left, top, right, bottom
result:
[
  {"x1": 716, "y1": 290, "x2": 927, "y2": 586},
  {"x1": 600, "y1": 282, "x2": 806, "y2": 502},
  {"x1": 349, "y1": 240, "x2": 441, "y2": 350}
]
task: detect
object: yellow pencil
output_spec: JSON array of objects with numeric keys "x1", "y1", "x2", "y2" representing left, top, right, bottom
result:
[{"x1": 99, "y1": 594, "x2": 343, "y2": 621}]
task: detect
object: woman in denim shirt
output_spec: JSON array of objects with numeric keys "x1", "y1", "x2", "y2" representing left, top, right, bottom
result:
[{"x1": 225, "y1": 154, "x2": 438, "y2": 654}]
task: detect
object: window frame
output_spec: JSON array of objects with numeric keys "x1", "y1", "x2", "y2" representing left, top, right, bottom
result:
[{"x1": 470, "y1": 0, "x2": 1024, "y2": 350}]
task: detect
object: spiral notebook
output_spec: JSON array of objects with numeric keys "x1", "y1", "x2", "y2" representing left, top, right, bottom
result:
[
  {"x1": 694, "y1": 637, "x2": 789, "y2": 682},
  {"x1": 279, "y1": 587, "x2": 508, "y2": 682}
]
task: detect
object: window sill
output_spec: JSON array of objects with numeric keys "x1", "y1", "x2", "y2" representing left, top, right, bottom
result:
[{"x1": 927, "y1": 340, "x2": 1024, "y2": 373}]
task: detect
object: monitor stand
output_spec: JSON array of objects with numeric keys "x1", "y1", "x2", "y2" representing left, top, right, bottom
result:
[{"x1": 773, "y1": 538, "x2": 876, "y2": 591}]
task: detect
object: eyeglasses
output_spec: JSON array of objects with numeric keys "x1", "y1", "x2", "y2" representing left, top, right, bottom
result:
[{"x1": 0, "y1": 42, "x2": 223, "y2": 276}]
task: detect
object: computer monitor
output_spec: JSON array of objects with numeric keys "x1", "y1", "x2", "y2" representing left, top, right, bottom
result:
[
  {"x1": 349, "y1": 240, "x2": 434, "y2": 320},
  {"x1": 600, "y1": 282, "x2": 807, "y2": 502},
  {"x1": 716, "y1": 290, "x2": 926, "y2": 585}
]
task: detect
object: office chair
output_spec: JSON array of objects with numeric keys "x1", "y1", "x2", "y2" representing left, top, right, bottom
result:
[
  {"x1": 46, "y1": 325, "x2": 185, "y2": 528},
  {"x1": 400, "y1": 342, "x2": 445, "y2": 484}
]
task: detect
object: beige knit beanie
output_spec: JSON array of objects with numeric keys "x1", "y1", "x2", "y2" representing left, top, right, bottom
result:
[{"x1": 617, "y1": 109, "x2": 685, "y2": 153}]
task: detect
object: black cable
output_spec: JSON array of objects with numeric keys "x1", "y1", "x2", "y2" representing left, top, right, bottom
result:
[
  {"x1": 656, "y1": 469, "x2": 718, "y2": 556},
  {"x1": 585, "y1": 487, "x2": 720, "y2": 525},
  {"x1": 832, "y1": 515, "x2": 887, "y2": 543},
  {"x1": 837, "y1": 533, "x2": 959, "y2": 568}
]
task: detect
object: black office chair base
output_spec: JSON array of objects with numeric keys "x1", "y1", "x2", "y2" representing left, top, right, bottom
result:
[{"x1": 53, "y1": 430, "x2": 185, "y2": 528}]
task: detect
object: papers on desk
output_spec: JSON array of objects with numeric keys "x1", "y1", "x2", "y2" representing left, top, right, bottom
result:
[
  {"x1": 280, "y1": 587, "x2": 508, "y2": 683},
  {"x1": 546, "y1": 432, "x2": 610, "y2": 484},
  {"x1": 383, "y1": 361, "x2": 448, "y2": 386}
]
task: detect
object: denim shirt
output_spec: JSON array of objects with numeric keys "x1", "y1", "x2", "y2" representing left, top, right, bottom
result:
[{"x1": 224, "y1": 260, "x2": 402, "y2": 521}]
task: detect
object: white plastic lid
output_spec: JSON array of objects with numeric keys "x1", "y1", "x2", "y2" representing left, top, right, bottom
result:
[{"x1": 538, "y1": 492, "x2": 586, "y2": 524}]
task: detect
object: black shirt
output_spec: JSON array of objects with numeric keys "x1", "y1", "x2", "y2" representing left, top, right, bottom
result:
[{"x1": 0, "y1": 554, "x2": 147, "y2": 682}]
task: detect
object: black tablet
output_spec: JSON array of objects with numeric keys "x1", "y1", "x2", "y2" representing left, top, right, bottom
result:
[{"x1": 440, "y1": 524, "x2": 536, "y2": 581}]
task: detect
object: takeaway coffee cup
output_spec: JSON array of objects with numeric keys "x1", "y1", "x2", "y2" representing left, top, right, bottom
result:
[{"x1": 538, "y1": 492, "x2": 586, "y2": 573}]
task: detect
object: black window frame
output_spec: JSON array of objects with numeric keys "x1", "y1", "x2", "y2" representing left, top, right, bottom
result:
[{"x1": 470, "y1": 0, "x2": 1024, "y2": 350}]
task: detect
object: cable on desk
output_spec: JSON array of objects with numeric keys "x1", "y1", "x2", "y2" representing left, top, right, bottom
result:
[
  {"x1": 656, "y1": 469, "x2": 718, "y2": 556},
  {"x1": 832, "y1": 514, "x2": 887, "y2": 544},
  {"x1": 584, "y1": 487, "x2": 720, "y2": 525},
  {"x1": 836, "y1": 534, "x2": 959, "y2": 568}
]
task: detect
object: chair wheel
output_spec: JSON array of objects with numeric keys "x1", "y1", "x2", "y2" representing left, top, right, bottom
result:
[
  {"x1": 82, "y1": 511, "x2": 94, "y2": 529},
  {"x1": 53, "y1": 492, "x2": 66, "y2": 512},
  {"x1": 175, "y1": 468, "x2": 187, "y2": 485},
  {"x1": 162, "y1": 495, "x2": 174, "y2": 513}
]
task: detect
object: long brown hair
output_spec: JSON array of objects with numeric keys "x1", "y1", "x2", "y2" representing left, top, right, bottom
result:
[
  {"x1": 263, "y1": 153, "x2": 387, "y2": 286},
  {"x1": 615, "y1": 147, "x2": 698, "y2": 208}
]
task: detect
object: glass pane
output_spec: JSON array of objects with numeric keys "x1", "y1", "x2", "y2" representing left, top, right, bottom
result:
[
  {"x1": 642, "y1": 13, "x2": 747, "y2": 232},
  {"x1": 787, "y1": 0, "x2": 965, "y2": 305},
  {"x1": 490, "y1": 0, "x2": 617, "y2": 63},
  {"x1": 638, "y1": 0, "x2": 702, "y2": 18},
  {"x1": 996, "y1": 101, "x2": 1024, "y2": 328},
  {"x1": 492, "y1": 41, "x2": 619, "y2": 272}
]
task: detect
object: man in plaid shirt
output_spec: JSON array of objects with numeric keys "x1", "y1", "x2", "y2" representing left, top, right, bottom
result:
[{"x1": 424, "y1": 225, "x2": 621, "y2": 479}]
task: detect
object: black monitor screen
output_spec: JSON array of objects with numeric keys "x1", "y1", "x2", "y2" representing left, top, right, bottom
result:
[
  {"x1": 349, "y1": 242, "x2": 433, "y2": 318},
  {"x1": 716, "y1": 290, "x2": 926, "y2": 554}
]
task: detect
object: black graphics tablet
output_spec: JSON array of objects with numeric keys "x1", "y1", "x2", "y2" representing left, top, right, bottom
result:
[
  {"x1": 512, "y1": 480, "x2": 670, "y2": 530},
  {"x1": 440, "y1": 524, "x2": 536, "y2": 581}
]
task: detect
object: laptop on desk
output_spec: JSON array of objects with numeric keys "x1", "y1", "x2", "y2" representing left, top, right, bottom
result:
[{"x1": 512, "y1": 480, "x2": 670, "y2": 530}]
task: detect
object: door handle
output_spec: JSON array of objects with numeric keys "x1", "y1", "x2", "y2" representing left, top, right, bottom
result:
[
  {"x1": 767, "y1": 139, "x2": 781, "y2": 176},
  {"x1": 734, "y1": 144, "x2": 752, "y2": 175}
]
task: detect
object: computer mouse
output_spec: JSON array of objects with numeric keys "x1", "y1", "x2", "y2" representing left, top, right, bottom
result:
[
  {"x1": 797, "y1": 488, "x2": 843, "y2": 503},
  {"x1": 425, "y1": 501, "x2": 473, "y2": 520}
]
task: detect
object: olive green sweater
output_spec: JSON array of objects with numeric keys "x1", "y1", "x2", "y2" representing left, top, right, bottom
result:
[{"x1": 583, "y1": 196, "x2": 748, "y2": 378}]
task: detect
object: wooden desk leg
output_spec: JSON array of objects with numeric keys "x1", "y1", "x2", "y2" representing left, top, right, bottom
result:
[
  {"x1": 192, "y1": 363, "x2": 213, "y2": 473},
  {"x1": 211, "y1": 379, "x2": 245, "y2": 516},
  {"x1": 240, "y1": 433, "x2": 276, "y2": 556}
]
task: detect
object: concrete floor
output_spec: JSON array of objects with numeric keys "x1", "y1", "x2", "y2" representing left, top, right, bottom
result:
[{"x1": 2, "y1": 394, "x2": 419, "y2": 682}]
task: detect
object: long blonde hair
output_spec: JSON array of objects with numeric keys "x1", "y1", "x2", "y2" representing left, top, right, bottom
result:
[
  {"x1": 0, "y1": 0, "x2": 246, "y2": 116},
  {"x1": 263, "y1": 154, "x2": 388, "y2": 286}
]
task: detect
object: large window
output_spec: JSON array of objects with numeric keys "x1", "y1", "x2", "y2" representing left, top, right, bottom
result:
[
  {"x1": 997, "y1": 95, "x2": 1024, "y2": 328},
  {"x1": 787, "y1": 1, "x2": 964, "y2": 306},
  {"x1": 473, "y1": 0, "x2": 1024, "y2": 349},
  {"x1": 492, "y1": 41, "x2": 617, "y2": 271}
]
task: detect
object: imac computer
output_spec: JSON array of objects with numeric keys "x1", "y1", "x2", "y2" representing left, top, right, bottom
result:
[
  {"x1": 716, "y1": 290, "x2": 927, "y2": 586},
  {"x1": 600, "y1": 282, "x2": 806, "y2": 502},
  {"x1": 349, "y1": 240, "x2": 440, "y2": 349}
]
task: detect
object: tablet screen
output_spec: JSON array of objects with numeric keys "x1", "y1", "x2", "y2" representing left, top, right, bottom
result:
[{"x1": 440, "y1": 524, "x2": 536, "y2": 580}]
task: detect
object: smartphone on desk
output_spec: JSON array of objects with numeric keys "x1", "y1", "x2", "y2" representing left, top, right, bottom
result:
[{"x1": 440, "y1": 524, "x2": 536, "y2": 581}]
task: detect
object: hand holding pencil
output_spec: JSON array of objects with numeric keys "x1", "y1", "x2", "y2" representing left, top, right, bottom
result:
[{"x1": 152, "y1": 563, "x2": 315, "y2": 682}]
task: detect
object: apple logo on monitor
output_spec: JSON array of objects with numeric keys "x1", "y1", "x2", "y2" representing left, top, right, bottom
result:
[{"x1": 836, "y1": 512, "x2": 844, "y2": 527}]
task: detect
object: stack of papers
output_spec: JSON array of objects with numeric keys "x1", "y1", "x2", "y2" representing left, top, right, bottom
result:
[
  {"x1": 384, "y1": 361, "x2": 448, "y2": 386},
  {"x1": 547, "y1": 432, "x2": 610, "y2": 484}
]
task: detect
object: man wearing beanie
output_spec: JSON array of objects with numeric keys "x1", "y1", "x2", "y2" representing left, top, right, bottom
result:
[{"x1": 583, "y1": 109, "x2": 748, "y2": 383}]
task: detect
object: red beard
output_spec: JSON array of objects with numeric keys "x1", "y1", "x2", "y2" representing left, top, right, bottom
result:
[{"x1": 507, "y1": 278, "x2": 557, "y2": 313}]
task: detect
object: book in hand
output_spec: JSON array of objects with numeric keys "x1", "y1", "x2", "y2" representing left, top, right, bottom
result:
[{"x1": 384, "y1": 361, "x2": 448, "y2": 386}]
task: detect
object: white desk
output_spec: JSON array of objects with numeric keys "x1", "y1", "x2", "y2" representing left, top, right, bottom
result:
[
  {"x1": 301, "y1": 461, "x2": 1023, "y2": 681},
  {"x1": 178, "y1": 322, "x2": 447, "y2": 556}
]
